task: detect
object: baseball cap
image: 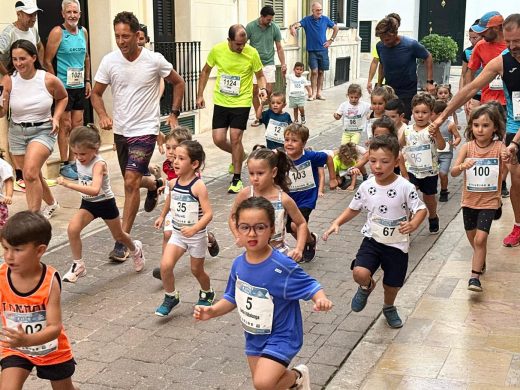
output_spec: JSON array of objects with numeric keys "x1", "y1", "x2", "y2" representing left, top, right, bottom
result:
[
  {"x1": 15, "y1": 0, "x2": 43, "y2": 14},
  {"x1": 471, "y1": 11, "x2": 503, "y2": 33}
]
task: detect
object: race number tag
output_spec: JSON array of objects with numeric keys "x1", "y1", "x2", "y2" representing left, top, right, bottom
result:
[
  {"x1": 5, "y1": 311, "x2": 58, "y2": 356},
  {"x1": 172, "y1": 195, "x2": 199, "y2": 227},
  {"x1": 438, "y1": 137, "x2": 451, "y2": 153},
  {"x1": 265, "y1": 119, "x2": 288, "y2": 143},
  {"x1": 290, "y1": 79, "x2": 306, "y2": 96},
  {"x1": 289, "y1": 160, "x2": 315, "y2": 192},
  {"x1": 489, "y1": 75, "x2": 503, "y2": 91},
  {"x1": 405, "y1": 144, "x2": 433, "y2": 173},
  {"x1": 219, "y1": 74, "x2": 241, "y2": 95},
  {"x1": 466, "y1": 158, "x2": 499, "y2": 192},
  {"x1": 271, "y1": 203, "x2": 286, "y2": 242},
  {"x1": 344, "y1": 115, "x2": 363, "y2": 132},
  {"x1": 66, "y1": 67, "x2": 84, "y2": 87},
  {"x1": 235, "y1": 277, "x2": 274, "y2": 334},
  {"x1": 513, "y1": 91, "x2": 520, "y2": 121},
  {"x1": 370, "y1": 215, "x2": 408, "y2": 244}
]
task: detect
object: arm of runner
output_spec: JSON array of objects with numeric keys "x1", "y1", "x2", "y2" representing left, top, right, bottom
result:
[
  {"x1": 43, "y1": 26, "x2": 61, "y2": 75},
  {"x1": 326, "y1": 154, "x2": 338, "y2": 190},
  {"x1": 311, "y1": 289, "x2": 333, "y2": 312},
  {"x1": 450, "y1": 143, "x2": 472, "y2": 177},
  {"x1": 424, "y1": 53, "x2": 436, "y2": 94},
  {"x1": 0, "y1": 76, "x2": 11, "y2": 116},
  {"x1": 399, "y1": 208, "x2": 427, "y2": 234},
  {"x1": 283, "y1": 195, "x2": 307, "y2": 262},
  {"x1": 194, "y1": 298, "x2": 236, "y2": 321},
  {"x1": 83, "y1": 28, "x2": 92, "y2": 98},
  {"x1": 164, "y1": 69, "x2": 185, "y2": 129},
  {"x1": 322, "y1": 207, "x2": 361, "y2": 241},
  {"x1": 255, "y1": 70, "x2": 267, "y2": 100},
  {"x1": 47, "y1": 73, "x2": 68, "y2": 135},
  {"x1": 275, "y1": 40, "x2": 287, "y2": 75},
  {"x1": 367, "y1": 57, "x2": 379, "y2": 93},
  {"x1": 196, "y1": 63, "x2": 212, "y2": 109},
  {"x1": 90, "y1": 81, "x2": 112, "y2": 130}
]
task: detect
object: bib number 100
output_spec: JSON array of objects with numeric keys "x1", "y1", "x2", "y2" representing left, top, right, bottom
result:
[{"x1": 472, "y1": 166, "x2": 490, "y2": 176}]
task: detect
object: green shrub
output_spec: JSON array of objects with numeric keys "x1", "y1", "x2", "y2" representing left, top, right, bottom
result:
[{"x1": 420, "y1": 34, "x2": 458, "y2": 63}]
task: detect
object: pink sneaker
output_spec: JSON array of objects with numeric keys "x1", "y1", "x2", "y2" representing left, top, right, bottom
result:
[
  {"x1": 503, "y1": 225, "x2": 520, "y2": 247},
  {"x1": 132, "y1": 240, "x2": 145, "y2": 272}
]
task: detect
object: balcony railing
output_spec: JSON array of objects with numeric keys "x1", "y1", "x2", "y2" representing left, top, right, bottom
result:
[{"x1": 154, "y1": 41, "x2": 201, "y2": 115}]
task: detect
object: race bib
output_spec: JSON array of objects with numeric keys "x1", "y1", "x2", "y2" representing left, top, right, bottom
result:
[
  {"x1": 66, "y1": 67, "x2": 84, "y2": 87},
  {"x1": 235, "y1": 277, "x2": 274, "y2": 335},
  {"x1": 405, "y1": 144, "x2": 433, "y2": 173},
  {"x1": 489, "y1": 75, "x2": 503, "y2": 91},
  {"x1": 289, "y1": 160, "x2": 315, "y2": 192},
  {"x1": 265, "y1": 119, "x2": 288, "y2": 143},
  {"x1": 513, "y1": 91, "x2": 520, "y2": 121},
  {"x1": 370, "y1": 215, "x2": 408, "y2": 244},
  {"x1": 5, "y1": 311, "x2": 58, "y2": 356},
  {"x1": 438, "y1": 137, "x2": 451, "y2": 153},
  {"x1": 290, "y1": 79, "x2": 306, "y2": 96},
  {"x1": 344, "y1": 115, "x2": 363, "y2": 132},
  {"x1": 466, "y1": 158, "x2": 499, "y2": 192},
  {"x1": 172, "y1": 196, "x2": 199, "y2": 227},
  {"x1": 219, "y1": 74, "x2": 241, "y2": 95},
  {"x1": 271, "y1": 203, "x2": 286, "y2": 242}
]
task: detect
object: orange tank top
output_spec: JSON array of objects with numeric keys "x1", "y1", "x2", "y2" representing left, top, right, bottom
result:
[
  {"x1": 461, "y1": 140, "x2": 502, "y2": 210},
  {"x1": 0, "y1": 263, "x2": 73, "y2": 365}
]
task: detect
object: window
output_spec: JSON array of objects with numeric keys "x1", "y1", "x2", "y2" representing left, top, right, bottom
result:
[
  {"x1": 330, "y1": 0, "x2": 358, "y2": 28},
  {"x1": 262, "y1": 0, "x2": 284, "y2": 27},
  {"x1": 153, "y1": 0, "x2": 175, "y2": 42}
]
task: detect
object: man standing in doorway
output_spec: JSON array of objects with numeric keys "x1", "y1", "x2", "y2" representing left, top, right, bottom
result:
[
  {"x1": 433, "y1": 14, "x2": 520, "y2": 248},
  {"x1": 91, "y1": 11, "x2": 185, "y2": 261},
  {"x1": 289, "y1": 2, "x2": 338, "y2": 101},
  {"x1": 246, "y1": 5, "x2": 286, "y2": 127},
  {"x1": 44, "y1": 0, "x2": 91, "y2": 181},
  {"x1": 197, "y1": 25, "x2": 267, "y2": 194},
  {"x1": 375, "y1": 16, "x2": 435, "y2": 121}
]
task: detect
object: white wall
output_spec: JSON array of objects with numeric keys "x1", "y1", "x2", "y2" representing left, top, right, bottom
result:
[{"x1": 465, "y1": 1, "x2": 519, "y2": 31}]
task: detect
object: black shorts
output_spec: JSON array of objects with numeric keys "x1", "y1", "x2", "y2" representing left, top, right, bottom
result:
[
  {"x1": 0, "y1": 356, "x2": 76, "y2": 381},
  {"x1": 114, "y1": 134, "x2": 155, "y2": 177},
  {"x1": 212, "y1": 105, "x2": 250, "y2": 130},
  {"x1": 505, "y1": 133, "x2": 520, "y2": 162},
  {"x1": 399, "y1": 96, "x2": 413, "y2": 121},
  {"x1": 352, "y1": 237, "x2": 408, "y2": 287},
  {"x1": 409, "y1": 173, "x2": 438, "y2": 195},
  {"x1": 462, "y1": 207, "x2": 496, "y2": 233},
  {"x1": 286, "y1": 207, "x2": 312, "y2": 234},
  {"x1": 80, "y1": 198, "x2": 120, "y2": 220},
  {"x1": 65, "y1": 88, "x2": 86, "y2": 111}
]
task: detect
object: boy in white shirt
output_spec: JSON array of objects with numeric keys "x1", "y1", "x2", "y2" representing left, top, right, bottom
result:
[
  {"x1": 333, "y1": 83, "x2": 371, "y2": 145},
  {"x1": 286, "y1": 62, "x2": 310, "y2": 123}
]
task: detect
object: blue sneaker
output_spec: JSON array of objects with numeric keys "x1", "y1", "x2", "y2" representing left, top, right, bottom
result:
[
  {"x1": 196, "y1": 289, "x2": 215, "y2": 306},
  {"x1": 108, "y1": 242, "x2": 129, "y2": 262},
  {"x1": 60, "y1": 164, "x2": 78, "y2": 180},
  {"x1": 382, "y1": 306, "x2": 403, "y2": 328},
  {"x1": 351, "y1": 285, "x2": 372, "y2": 312},
  {"x1": 155, "y1": 293, "x2": 180, "y2": 316}
]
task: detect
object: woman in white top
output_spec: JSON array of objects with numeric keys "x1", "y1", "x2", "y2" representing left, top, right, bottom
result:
[{"x1": 0, "y1": 39, "x2": 67, "y2": 214}]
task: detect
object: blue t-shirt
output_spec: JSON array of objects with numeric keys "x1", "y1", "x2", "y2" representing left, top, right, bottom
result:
[
  {"x1": 299, "y1": 15, "x2": 335, "y2": 52},
  {"x1": 376, "y1": 36, "x2": 430, "y2": 98},
  {"x1": 502, "y1": 49, "x2": 520, "y2": 134},
  {"x1": 261, "y1": 109, "x2": 292, "y2": 148},
  {"x1": 288, "y1": 150, "x2": 328, "y2": 209},
  {"x1": 224, "y1": 249, "x2": 322, "y2": 363}
]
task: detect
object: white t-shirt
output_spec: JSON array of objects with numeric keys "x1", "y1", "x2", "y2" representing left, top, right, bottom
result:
[
  {"x1": 94, "y1": 47, "x2": 173, "y2": 137},
  {"x1": 336, "y1": 100, "x2": 371, "y2": 132},
  {"x1": 286, "y1": 74, "x2": 310, "y2": 97},
  {"x1": 0, "y1": 158, "x2": 13, "y2": 195},
  {"x1": 0, "y1": 24, "x2": 41, "y2": 65},
  {"x1": 348, "y1": 176, "x2": 426, "y2": 253}
]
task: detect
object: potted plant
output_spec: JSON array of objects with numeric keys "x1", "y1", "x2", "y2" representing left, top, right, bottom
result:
[{"x1": 417, "y1": 33, "x2": 458, "y2": 89}]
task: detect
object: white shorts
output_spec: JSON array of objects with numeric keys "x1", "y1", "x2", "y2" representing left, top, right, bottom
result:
[
  {"x1": 168, "y1": 229, "x2": 207, "y2": 259},
  {"x1": 164, "y1": 211, "x2": 173, "y2": 232},
  {"x1": 253, "y1": 64, "x2": 276, "y2": 84}
]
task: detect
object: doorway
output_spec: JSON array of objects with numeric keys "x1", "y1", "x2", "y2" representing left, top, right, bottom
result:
[{"x1": 418, "y1": 0, "x2": 466, "y2": 65}]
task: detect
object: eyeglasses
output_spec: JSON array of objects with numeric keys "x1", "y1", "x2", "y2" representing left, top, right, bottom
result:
[{"x1": 237, "y1": 223, "x2": 270, "y2": 235}]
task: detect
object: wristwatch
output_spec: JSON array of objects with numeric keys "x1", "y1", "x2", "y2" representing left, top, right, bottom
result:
[{"x1": 170, "y1": 108, "x2": 181, "y2": 117}]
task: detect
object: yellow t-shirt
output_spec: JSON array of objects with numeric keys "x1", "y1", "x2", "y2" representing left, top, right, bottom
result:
[{"x1": 207, "y1": 41, "x2": 263, "y2": 108}]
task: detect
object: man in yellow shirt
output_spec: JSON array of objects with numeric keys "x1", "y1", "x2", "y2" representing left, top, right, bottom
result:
[{"x1": 197, "y1": 25, "x2": 267, "y2": 193}]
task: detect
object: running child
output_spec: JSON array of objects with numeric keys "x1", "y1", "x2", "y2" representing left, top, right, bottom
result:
[
  {"x1": 384, "y1": 98, "x2": 407, "y2": 142},
  {"x1": 435, "y1": 83, "x2": 459, "y2": 127},
  {"x1": 432, "y1": 100, "x2": 461, "y2": 202},
  {"x1": 287, "y1": 62, "x2": 310, "y2": 123},
  {"x1": 229, "y1": 147, "x2": 308, "y2": 262},
  {"x1": 366, "y1": 86, "x2": 396, "y2": 140},
  {"x1": 323, "y1": 135, "x2": 427, "y2": 328},
  {"x1": 333, "y1": 83, "x2": 371, "y2": 145},
  {"x1": 0, "y1": 211, "x2": 78, "y2": 389},
  {"x1": 154, "y1": 140, "x2": 214, "y2": 316},
  {"x1": 194, "y1": 197, "x2": 332, "y2": 389},
  {"x1": 256, "y1": 92, "x2": 292, "y2": 150},
  {"x1": 0, "y1": 150, "x2": 14, "y2": 227},
  {"x1": 400, "y1": 93, "x2": 445, "y2": 234},
  {"x1": 451, "y1": 104, "x2": 506, "y2": 292},
  {"x1": 58, "y1": 125, "x2": 145, "y2": 283},
  {"x1": 284, "y1": 124, "x2": 338, "y2": 262},
  {"x1": 331, "y1": 143, "x2": 367, "y2": 191}
]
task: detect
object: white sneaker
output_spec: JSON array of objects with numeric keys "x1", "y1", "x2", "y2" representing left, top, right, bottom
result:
[
  {"x1": 293, "y1": 364, "x2": 311, "y2": 390},
  {"x1": 132, "y1": 240, "x2": 145, "y2": 272},
  {"x1": 41, "y1": 201, "x2": 60, "y2": 219},
  {"x1": 63, "y1": 260, "x2": 86, "y2": 283}
]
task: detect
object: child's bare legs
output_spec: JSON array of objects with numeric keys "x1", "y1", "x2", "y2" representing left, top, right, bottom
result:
[
  {"x1": 383, "y1": 284, "x2": 400, "y2": 306},
  {"x1": 289, "y1": 223, "x2": 311, "y2": 244},
  {"x1": 299, "y1": 107, "x2": 306, "y2": 123},
  {"x1": 68, "y1": 210, "x2": 95, "y2": 260},
  {"x1": 466, "y1": 229, "x2": 488, "y2": 278},
  {"x1": 160, "y1": 244, "x2": 185, "y2": 293},
  {"x1": 248, "y1": 356, "x2": 298, "y2": 390},
  {"x1": 423, "y1": 194, "x2": 438, "y2": 219},
  {"x1": 190, "y1": 256, "x2": 210, "y2": 291},
  {"x1": 439, "y1": 172, "x2": 449, "y2": 191},
  {"x1": 105, "y1": 217, "x2": 136, "y2": 253},
  {"x1": 293, "y1": 107, "x2": 299, "y2": 122},
  {"x1": 352, "y1": 266, "x2": 374, "y2": 289},
  {"x1": 163, "y1": 230, "x2": 172, "y2": 252},
  {"x1": 0, "y1": 367, "x2": 30, "y2": 390},
  {"x1": 50, "y1": 378, "x2": 79, "y2": 390}
]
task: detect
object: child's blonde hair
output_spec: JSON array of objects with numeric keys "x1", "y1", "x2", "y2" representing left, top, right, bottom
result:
[
  {"x1": 337, "y1": 143, "x2": 359, "y2": 166},
  {"x1": 69, "y1": 124, "x2": 101, "y2": 150},
  {"x1": 165, "y1": 126, "x2": 192, "y2": 143},
  {"x1": 465, "y1": 103, "x2": 505, "y2": 141},
  {"x1": 284, "y1": 123, "x2": 310, "y2": 143},
  {"x1": 371, "y1": 85, "x2": 396, "y2": 103}
]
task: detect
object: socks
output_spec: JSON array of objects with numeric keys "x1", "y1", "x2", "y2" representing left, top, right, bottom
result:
[
  {"x1": 166, "y1": 290, "x2": 178, "y2": 298},
  {"x1": 383, "y1": 303, "x2": 393, "y2": 309},
  {"x1": 232, "y1": 174, "x2": 241, "y2": 184}
]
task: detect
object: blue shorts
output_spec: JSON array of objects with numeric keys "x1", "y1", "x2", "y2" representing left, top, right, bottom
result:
[
  {"x1": 437, "y1": 152, "x2": 453, "y2": 175},
  {"x1": 266, "y1": 140, "x2": 284, "y2": 150},
  {"x1": 8, "y1": 121, "x2": 56, "y2": 155},
  {"x1": 114, "y1": 134, "x2": 156, "y2": 176},
  {"x1": 352, "y1": 237, "x2": 408, "y2": 287},
  {"x1": 245, "y1": 335, "x2": 301, "y2": 366},
  {"x1": 409, "y1": 173, "x2": 438, "y2": 195},
  {"x1": 308, "y1": 50, "x2": 329, "y2": 71}
]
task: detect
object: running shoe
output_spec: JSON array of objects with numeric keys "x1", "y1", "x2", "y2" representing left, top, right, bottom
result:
[
  {"x1": 14, "y1": 179, "x2": 26, "y2": 192},
  {"x1": 300, "y1": 115, "x2": 306, "y2": 124},
  {"x1": 351, "y1": 285, "x2": 371, "y2": 312},
  {"x1": 228, "y1": 179, "x2": 243, "y2": 194},
  {"x1": 109, "y1": 242, "x2": 129, "y2": 262},
  {"x1": 60, "y1": 164, "x2": 78, "y2": 180},
  {"x1": 155, "y1": 293, "x2": 180, "y2": 317},
  {"x1": 293, "y1": 364, "x2": 311, "y2": 390},
  {"x1": 132, "y1": 240, "x2": 145, "y2": 272},
  {"x1": 503, "y1": 225, "x2": 520, "y2": 247},
  {"x1": 41, "y1": 201, "x2": 60, "y2": 220},
  {"x1": 468, "y1": 277, "x2": 482, "y2": 292},
  {"x1": 429, "y1": 216, "x2": 440, "y2": 234},
  {"x1": 382, "y1": 306, "x2": 403, "y2": 328},
  {"x1": 196, "y1": 289, "x2": 215, "y2": 306},
  {"x1": 62, "y1": 260, "x2": 86, "y2": 283},
  {"x1": 144, "y1": 178, "x2": 163, "y2": 212},
  {"x1": 502, "y1": 182, "x2": 510, "y2": 198},
  {"x1": 302, "y1": 233, "x2": 317, "y2": 262},
  {"x1": 439, "y1": 189, "x2": 449, "y2": 202},
  {"x1": 207, "y1": 232, "x2": 220, "y2": 257}
]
